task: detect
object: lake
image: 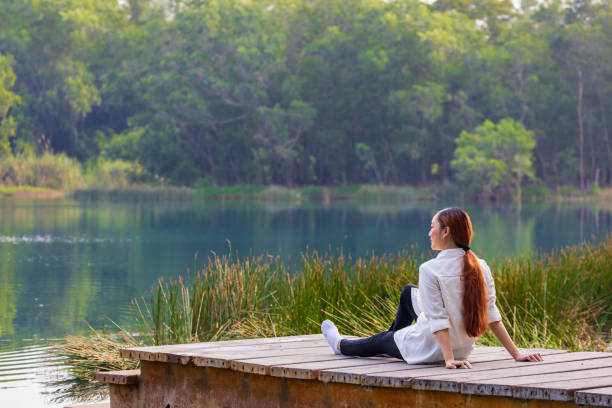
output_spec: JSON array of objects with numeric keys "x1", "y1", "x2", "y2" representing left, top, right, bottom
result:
[{"x1": 0, "y1": 197, "x2": 610, "y2": 406}]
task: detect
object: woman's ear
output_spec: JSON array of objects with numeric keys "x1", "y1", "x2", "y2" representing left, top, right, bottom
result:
[{"x1": 442, "y1": 226, "x2": 450, "y2": 239}]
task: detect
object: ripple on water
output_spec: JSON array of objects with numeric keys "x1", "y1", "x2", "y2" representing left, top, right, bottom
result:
[
  {"x1": 0, "y1": 235, "x2": 133, "y2": 244},
  {"x1": 0, "y1": 342, "x2": 86, "y2": 407}
]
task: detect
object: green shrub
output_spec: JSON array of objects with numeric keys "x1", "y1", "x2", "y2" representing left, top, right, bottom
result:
[
  {"x1": 521, "y1": 180, "x2": 553, "y2": 201},
  {"x1": 85, "y1": 158, "x2": 148, "y2": 189},
  {"x1": 557, "y1": 184, "x2": 582, "y2": 198},
  {"x1": 196, "y1": 184, "x2": 268, "y2": 197},
  {"x1": 0, "y1": 152, "x2": 85, "y2": 191},
  {"x1": 331, "y1": 185, "x2": 361, "y2": 195},
  {"x1": 295, "y1": 186, "x2": 324, "y2": 199}
]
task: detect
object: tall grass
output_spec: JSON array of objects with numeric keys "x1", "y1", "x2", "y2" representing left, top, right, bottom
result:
[
  {"x1": 132, "y1": 237, "x2": 611, "y2": 349},
  {"x1": 0, "y1": 152, "x2": 85, "y2": 191},
  {"x1": 53, "y1": 237, "x2": 612, "y2": 400},
  {"x1": 0, "y1": 152, "x2": 156, "y2": 192},
  {"x1": 131, "y1": 249, "x2": 424, "y2": 344},
  {"x1": 84, "y1": 158, "x2": 149, "y2": 189}
]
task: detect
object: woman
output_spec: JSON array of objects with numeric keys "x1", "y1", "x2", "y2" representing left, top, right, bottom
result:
[{"x1": 321, "y1": 207, "x2": 543, "y2": 368}]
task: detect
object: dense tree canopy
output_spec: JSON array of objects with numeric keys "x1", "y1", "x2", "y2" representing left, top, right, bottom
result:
[{"x1": 1, "y1": 0, "x2": 611, "y2": 194}]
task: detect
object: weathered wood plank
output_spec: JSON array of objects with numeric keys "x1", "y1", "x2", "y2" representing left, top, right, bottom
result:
[
  {"x1": 270, "y1": 356, "x2": 398, "y2": 380},
  {"x1": 410, "y1": 354, "x2": 612, "y2": 392},
  {"x1": 165, "y1": 340, "x2": 332, "y2": 365},
  {"x1": 359, "y1": 348, "x2": 574, "y2": 389},
  {"x1": 231, "y1": 353, "x2": 353, "y2": 375},
  {"x1": 514, "y1": 374, "x2": 612, "y2": 401},
  {"x1": 462, "y1": 366, "x2": 612, "y2": 398},
  {"x1": 189, "y1": 345, "x2": 333, "y2": 368},
  {"x1": 94, "y1": 369, "x2": 140, "y2": 385},
  {"x1": 119, "y1": 334, "x2": 324, "y2": 361},
  {"x1": 319, "y1": 361, "x2": 425, "y2": 384},
  {"x1": 574, "y1": 386, "x2": 612, "y2": 407},
  {"x1": 318, "y1": 349, "x2": 568, "y2": 386}
]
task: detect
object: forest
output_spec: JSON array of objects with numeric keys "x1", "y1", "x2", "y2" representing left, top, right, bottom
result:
[{"x1": 1, "y1": 0, "x2": 611, "y2": 197}]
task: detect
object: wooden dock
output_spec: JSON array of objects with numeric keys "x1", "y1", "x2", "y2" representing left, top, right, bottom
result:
[{"x1": 94, "y1": 334, "x2": 612, "y2": 407}]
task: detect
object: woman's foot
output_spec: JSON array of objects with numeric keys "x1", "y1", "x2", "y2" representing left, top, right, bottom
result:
[{"x1": 321, "y1": 320, "x2": 342, "y2": 354}]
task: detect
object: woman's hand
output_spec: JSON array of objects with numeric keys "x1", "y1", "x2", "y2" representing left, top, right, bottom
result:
[
  {"x1": 445, "y1": 359, "x2": 472, "y2": 369},
  {"x1": 514, "y1": 352, "x2": 543, "y2": 362}
]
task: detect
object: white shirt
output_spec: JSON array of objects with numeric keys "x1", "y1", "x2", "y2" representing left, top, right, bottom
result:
[{"x1": 393, "y1": 248, "x2": 502, "y2": 364}]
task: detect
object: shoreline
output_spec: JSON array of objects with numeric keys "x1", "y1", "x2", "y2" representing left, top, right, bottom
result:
[
  {"x1": 0, "y1": 186, "x2": 64, "y2": 199},
  {"x1": 0, "y1": 184, "x2": 609, "y2": 203}
]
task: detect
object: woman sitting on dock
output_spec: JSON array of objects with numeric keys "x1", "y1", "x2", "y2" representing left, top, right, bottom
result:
[{"x1": 322, "y1": 207, "x2": 544, "y2": 369}]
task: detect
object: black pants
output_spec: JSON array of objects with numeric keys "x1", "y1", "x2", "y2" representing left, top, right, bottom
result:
[{"x1": 339, "y1": 284, "x2": 417, "y2": 360}]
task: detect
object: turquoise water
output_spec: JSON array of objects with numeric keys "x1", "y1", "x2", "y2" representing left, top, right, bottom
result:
[{"x1": 0, "y1": 197, "x2": 610, "y2": 406}]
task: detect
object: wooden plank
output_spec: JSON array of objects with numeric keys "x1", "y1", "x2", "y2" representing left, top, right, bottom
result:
[
  {"x1": 319, "y1": 348, "x2": 569, "y2": 386},
  {"x1": 94, "y1": 369, "x2": 140, "y2": 385},
  {"x1": 190, "y1": 346, "x2": 333, "y2": 369},
  {"x1": 574, "y1": 386, "x2": 612, "y2": 407},
  {"x1": 231, "y1": 353, "x2": 354, "y2": 375},
  {"x1": 270, "y1": 356, "x2": 398, "y2": 380},
  {"x1": 165, "y1": 340, "x2": 332, "y2": 365},
  {"x1": 462, "y1": 366, "x2": 612, "y2": 398},
  {"x1": 334, "y1": 353, "x2": 591, "y2": 384},
  {"x1": 514, "y1": 374, "x2": 612, "y2": 401},
  {"x1": 410, "y1": 354, "x2": 612, "y2": 392},
  {"x1": 319, "y1": 361, "x2": 427, "y2": 385},
  {"x1": 119, "y1": 334, "x2": 324, "y2": 361},
  {"x1": 359, "y1": 348, "x2": 572, "y2": 389}
]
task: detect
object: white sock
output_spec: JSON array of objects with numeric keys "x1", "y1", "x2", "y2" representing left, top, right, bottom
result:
[{"x1": 321, "y1": 320, "x2": 342, "y2": 354}]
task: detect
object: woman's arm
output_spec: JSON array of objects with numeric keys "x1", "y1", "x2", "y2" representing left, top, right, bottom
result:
[
  {"x1": 488, "y1": 321, "x2": 543, "y2": 362},
  {"x1": 434, "y1": 329, "x2": 472, "y2": 369}
]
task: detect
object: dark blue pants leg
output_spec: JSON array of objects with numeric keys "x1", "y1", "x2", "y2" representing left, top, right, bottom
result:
[
  {"x1": 388, "y1": 284, "x2": 418, "y2": 331},
  {"x1": 339, "y1": 331, "x2": 403, "y2": 360}
]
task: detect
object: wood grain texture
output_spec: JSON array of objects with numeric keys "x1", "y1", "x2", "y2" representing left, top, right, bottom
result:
[
  {"x1": 574, "y1": 386, "x2": 612, "y2": 407},
  {"x1": 166, "y1": 340, "x2": 330, "y2": 364},
  {"x1": 270, "y1": 356, "x2": 397, "y2": 380},
  {"x1": 513, "y1": 372, "x2": 612, "y2": 401},
  {"x1": 462, "y1": 367, "x2": 612, "y2": 398},
  {"x1": 411, "y1": 355, "x2": 612, "y2": 392},
  {"x1": 119, "y1": 334, "x2": 324, "y2": 361},
  {"x1": 94, "y1": 369, "x2": 140, "y2": 385},
  {"x1": 231, "y1": 353, "x2": 353, "y2": 375},
  {"x1": 359, "y1": 349, "x2": 582, "y2": 391}
]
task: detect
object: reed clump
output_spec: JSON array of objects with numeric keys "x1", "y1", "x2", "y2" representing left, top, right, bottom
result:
[
  {"x1": 130, "y1": 237, "x2": 611, "y2": 349},
  {"x1": 131, "y1": 249, "x2": 424, "y2": 344},
  {"x1": 51, "y1": 330, "x2": 140, "y2": 402},
  {"x1": 55, "y1": 237, "x2": 612, "y2": 399}
]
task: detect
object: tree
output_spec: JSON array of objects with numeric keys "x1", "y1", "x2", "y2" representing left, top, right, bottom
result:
[
  {"x1": 0, "y1": 54, "x2": 19, "y2": 156},
  {"x1": 451, "y1": 118, "x2": 536, "y2": 200}
]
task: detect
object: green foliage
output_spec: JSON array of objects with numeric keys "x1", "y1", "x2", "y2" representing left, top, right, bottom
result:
[
  {"x1": 0, "y1": 151, "x2": 154, "y2": 191},
  {"x1": 85, "y1": 158, "x2": 148, "y2": 189},
  {"x1": 0, "y1": 152, "x2": 85, "y2": 191},
  {"x1": 196, "y1": 185, "x2": 268, "y2": 197},
  {"x1": 2, "y1": 0, "x2": 612, "y2": 191},
  {"x1": 0, "y1": 54, "x2": 20, "y2": 156},
  {"x1": 451, "y1": 118, "x2": 536, "y2": 199},
  {"x1": 101, "y1": 128, "x2": 143, "y2": 162},
  {"x1": 521, "y1": 180, "x2": 553, "y2": 201}
]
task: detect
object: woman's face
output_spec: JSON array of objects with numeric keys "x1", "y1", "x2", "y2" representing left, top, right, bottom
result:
[{"x1": 429, "y1": 214, "x2": 448, "y2": 250}]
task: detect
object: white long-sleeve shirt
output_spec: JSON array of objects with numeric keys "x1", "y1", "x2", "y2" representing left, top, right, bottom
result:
[{"x1": 393, "y1": 248, "x2": 502, "y2": 364}]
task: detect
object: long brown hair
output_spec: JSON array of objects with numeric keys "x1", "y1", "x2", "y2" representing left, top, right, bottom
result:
[{"x1": 436, "y1": 207, "x2": 488, "y2": 337}]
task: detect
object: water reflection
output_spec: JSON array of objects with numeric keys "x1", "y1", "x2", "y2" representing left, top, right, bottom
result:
[{"x1": 0, "y1": 198, "x2": 610, "y2": 406}]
